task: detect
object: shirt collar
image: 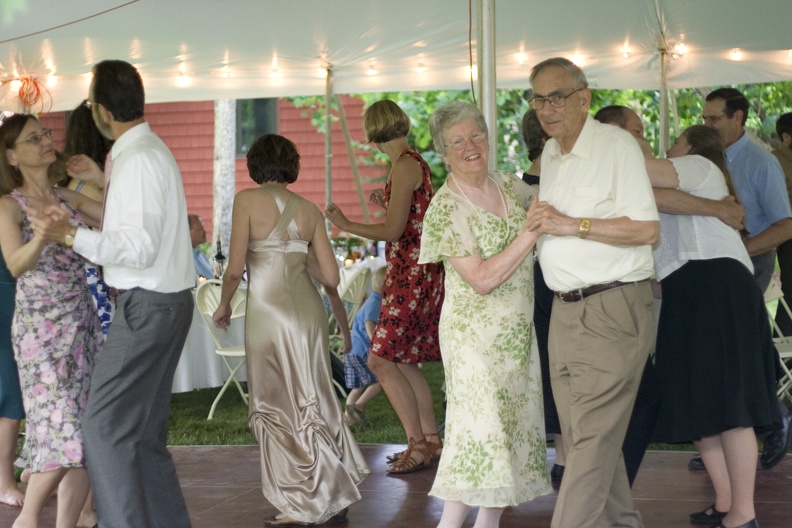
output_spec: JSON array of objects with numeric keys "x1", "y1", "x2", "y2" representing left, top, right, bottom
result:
[
  {"x1": 725, "y1": 130, "x2": 749, "y2": 163},
  {"x1": 546, "y1": 115, "x2": 595, "y2": 160},
  {"x1": 109, "y1": 122, "x2": 151, "y2": 161}
]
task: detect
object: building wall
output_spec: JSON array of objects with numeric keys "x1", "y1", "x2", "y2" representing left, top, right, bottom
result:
[{"x1": 39, "y1": 96, "x2": 385, "y2": 242}]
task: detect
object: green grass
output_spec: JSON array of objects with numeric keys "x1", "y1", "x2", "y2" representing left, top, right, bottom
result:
[
  {"x1": 164, "y1": 361, "x2": 707, "y2": 453},
  {"x1": 166, "y1": 362, "x2": 447, "y2": 446}
]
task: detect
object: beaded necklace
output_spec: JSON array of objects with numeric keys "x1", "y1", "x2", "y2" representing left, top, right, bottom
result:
[{"x1": 450, "y1": 173, "x2": 509, "y2": 239}]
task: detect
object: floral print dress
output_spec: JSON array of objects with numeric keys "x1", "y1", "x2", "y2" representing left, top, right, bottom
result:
[
  {"x1": 371, "y1": 149, "x2": 444, "y2": 364},
  {"x1": 419, "y1": 172, "x2": 551, "y2": 506},
  {"x1": 9, "y1": 191, "x2": 103, "y2": 473}
]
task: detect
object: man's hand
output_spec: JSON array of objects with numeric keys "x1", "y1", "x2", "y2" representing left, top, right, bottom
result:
[
  {"x1": 714, "y1": 195, "x2": 745, "y2": 230},
  {"x1": 25, "y1": 203, "x2": 71, "y2": 243},
  {"x1": 526, "y1": 200, "x2": 577, "y2": 237}
]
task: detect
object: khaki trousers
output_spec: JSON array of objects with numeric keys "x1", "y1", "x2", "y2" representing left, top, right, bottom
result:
[{"x1": 549, "y1": 281, "x2": 653, "y2": 528}]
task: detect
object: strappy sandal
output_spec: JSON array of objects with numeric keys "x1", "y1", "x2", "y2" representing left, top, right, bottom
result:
[
  {"x1": 424, "y1": 431, "x2": 443, "y2": 460},
  {"x1": 387, "y1": 437, "x2": 432, "y2": 474},
  {"x1": 386, "y1": 431, "x2": 443, "y2": 463}
]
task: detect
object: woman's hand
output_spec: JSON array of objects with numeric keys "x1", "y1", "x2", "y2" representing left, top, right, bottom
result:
[
  {"x1": 525, "y1": 200, "x2": 576, "y2": 237},
  {"x1": 369, "y1": 189, "x2": 386, "y2": 208},
  {"x1": 212, "y1": 305, "x2": 231, "y2": 330},
  {"x1": 339, "y1": 333, "x2": 352, "y2": 355},
  {"x1": 24, "y1": 203, "x2": 72, "y2": 243},
  {"x1": 324, "y1": 202, "x2": 350, "y2": 230},
  {"x1": 67, "y1": 155, "x2": 105, "y2": 189}
]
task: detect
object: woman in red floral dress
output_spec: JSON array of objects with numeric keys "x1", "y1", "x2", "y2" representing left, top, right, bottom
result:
[{"x1": 325, "y1": 99, "x2": 444, "y2": 474}]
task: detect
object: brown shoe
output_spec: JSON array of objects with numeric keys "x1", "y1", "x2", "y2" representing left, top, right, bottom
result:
[{"x1": 387, "y1": 437, "x2": 432, "y2": 474}]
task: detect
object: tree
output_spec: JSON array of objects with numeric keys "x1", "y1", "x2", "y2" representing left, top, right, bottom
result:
[{"x1": 289, "y1": 82, "x2": 792, "y2": 187}]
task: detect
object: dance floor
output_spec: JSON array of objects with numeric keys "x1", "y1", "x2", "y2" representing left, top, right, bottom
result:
[{"x1": 1, "y1": 445, "x2": 790, "y2": 527}]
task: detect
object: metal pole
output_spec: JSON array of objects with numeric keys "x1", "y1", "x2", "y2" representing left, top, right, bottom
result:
[
  {"x1": 477, "y1": 0, "x2": 497, "y2": 172},
  {"x1": 659, "y1": 49, "x2": 669, "y2": 156},
  {"x1": 325, "y1": 65, "x2": 333, "y2": 233}
]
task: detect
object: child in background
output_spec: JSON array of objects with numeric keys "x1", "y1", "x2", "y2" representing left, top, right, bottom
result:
[{"x1": 344, "y1": 266, "x2": 386, "y2": 427}]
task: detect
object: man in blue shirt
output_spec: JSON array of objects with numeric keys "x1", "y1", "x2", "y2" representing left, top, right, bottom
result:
[
  {"x1": 704, "y1": 87, "x2": 792, "y2": 470},
  {"x1": 189, "y1": 214, "x2": 215, "y2": 279}
]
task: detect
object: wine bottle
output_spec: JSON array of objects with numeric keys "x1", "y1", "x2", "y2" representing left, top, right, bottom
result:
[{"x1": 213, "y1": 238, "x2": 226, "y2": 279}]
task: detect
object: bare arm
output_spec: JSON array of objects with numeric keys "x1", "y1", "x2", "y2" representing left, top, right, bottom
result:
[
  {"x1": 307, "y1": 205, "x2": 341, "y2": 289},
  {"x1": 66, "y1": 155, "x2": 105, "y2": 190},
  {"x1": 325, "y1": 156, "x2": 421, "y2": 242},
  {"x1": 0, "y1": 197, "x2": 48, "y2": 278},
  {"x1": 214, "y1": 194, "x2": 249, "y2": 329},
  {"x1": 449, "y1": 199, "x2": 540, "y2": 296},
  {"x1": 744, "y1": 218, "x2": 792, "y2": 256},
  {"x1": 57, "y1": 188, "x2": 103, "y2": 228},
  {"x1": 527, "y1": 200, "x2": 658, "y2": 246},
  {"x1": 646, "y1": 158, "x2": 744, "y2": 230}
]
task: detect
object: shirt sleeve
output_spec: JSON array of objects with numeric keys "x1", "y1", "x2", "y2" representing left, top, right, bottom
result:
[
  {"x1": 73, "y1": 149, "x2": 168, "y2": 269},
  {"x1": 418, "y1": 189, "x2": 479, "y2": 264}
]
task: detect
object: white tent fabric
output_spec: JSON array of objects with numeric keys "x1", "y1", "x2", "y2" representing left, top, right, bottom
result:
[{"x1": 1, "y1": 0, "x2": 791, "y2": 112}]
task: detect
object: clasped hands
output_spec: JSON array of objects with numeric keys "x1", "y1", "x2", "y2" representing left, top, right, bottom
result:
[
  {"x1": 525, "y1": 199, "x2": 578, "y2": 237},
  {"x1": 24, "y1": 204, "x2": 72, "y2": 244}
]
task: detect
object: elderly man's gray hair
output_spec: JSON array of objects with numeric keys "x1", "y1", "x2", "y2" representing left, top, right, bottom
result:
[{"x1": 529, "y1": 57, "x2": 588, "y2": 90}]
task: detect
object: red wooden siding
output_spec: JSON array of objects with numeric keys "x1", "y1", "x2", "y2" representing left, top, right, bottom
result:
[{"x1": 39, "y1": 96, "x2": 384, "y2": 242}]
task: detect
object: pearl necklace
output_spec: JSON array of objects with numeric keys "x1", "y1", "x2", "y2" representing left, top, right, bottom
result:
[{"x1": 450, "y1": 173, "x2": 509, "y2": 239}]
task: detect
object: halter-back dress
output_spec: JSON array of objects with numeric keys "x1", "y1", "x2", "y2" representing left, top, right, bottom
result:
[{"x1": 244, "y1": 186, "x2": 369, "y2": 523}]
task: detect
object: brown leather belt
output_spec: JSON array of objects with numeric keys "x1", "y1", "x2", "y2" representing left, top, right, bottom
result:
[{"x1": 554, "y1": 279, "x2": 649, "y2": 303}]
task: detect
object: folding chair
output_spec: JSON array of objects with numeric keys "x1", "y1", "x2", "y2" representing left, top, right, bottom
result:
[
  {"x1": 763, "y1": 272, "x2": 792, "y2": 404},
  {"x1": 328, "y1": 266, "x2": 372, "y2": 344},
  {"x1": 195, "y1": 279, "x2": 249, "y2": 419}
]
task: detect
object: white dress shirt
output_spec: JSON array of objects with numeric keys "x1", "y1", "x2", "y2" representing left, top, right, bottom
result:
[
  {"x1": 537, "y1": 117, "x2": 658, "y2": 292},
  {"x1": 73, "y1": 122, "x2": 195, "y2": 292}
]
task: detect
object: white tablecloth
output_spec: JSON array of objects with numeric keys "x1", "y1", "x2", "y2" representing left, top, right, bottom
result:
[{"x1": 172, "y1": 303, "x2": 247, "y2": 393}]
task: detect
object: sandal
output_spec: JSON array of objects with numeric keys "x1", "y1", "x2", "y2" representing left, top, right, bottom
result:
[
  {"x1": 387, "y1": 437, "x2": 432, "y2": 474},
  {"x1": 386, "y1": 432, "x2": 443, "y2": 463}
]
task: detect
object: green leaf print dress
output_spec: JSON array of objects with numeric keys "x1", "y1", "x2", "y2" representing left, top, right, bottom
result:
[{"x1": 419, "y1": 171, "x2": 552, "y2": 506}]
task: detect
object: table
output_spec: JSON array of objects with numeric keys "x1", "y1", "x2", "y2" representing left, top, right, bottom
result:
[{"x1": 172, "y1": 302, "x2": 247, "y2": 393}]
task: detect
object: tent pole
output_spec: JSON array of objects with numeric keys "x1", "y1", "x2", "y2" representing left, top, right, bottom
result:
[
  {"x1": 477, "y1": 0, "x2": 497, "y2": 172},
  {"x1": 659, "y1": 49, "x2": 670, "y2": 155},
  {"x1": 325, "y1": 65, "x2": 334, "y2": 233},
  {"x1": 334, "y1": 94, "x2": 371, "y2": 223}
]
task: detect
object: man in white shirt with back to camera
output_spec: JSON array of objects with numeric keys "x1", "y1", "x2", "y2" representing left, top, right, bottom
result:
[{"x1": 30, "y1": 59, "x2": 195, "y2": 528}]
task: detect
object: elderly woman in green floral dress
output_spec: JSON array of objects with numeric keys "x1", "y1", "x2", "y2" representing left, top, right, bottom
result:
[{"x1": 418, "y1": 101, "x2": 551, "y2": 528}]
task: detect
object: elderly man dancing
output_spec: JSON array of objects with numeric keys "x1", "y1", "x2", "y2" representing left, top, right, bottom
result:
[{"x1": 527, "y1": 57, "x2": 659, "y2": 528}]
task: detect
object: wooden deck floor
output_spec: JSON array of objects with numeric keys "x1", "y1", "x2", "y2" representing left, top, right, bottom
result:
[{"x1": 1, "y1": 445, "x2": 790, "y2": 527}]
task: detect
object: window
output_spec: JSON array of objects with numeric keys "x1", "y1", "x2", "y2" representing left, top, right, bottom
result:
[{"x1": 236, "y1": 98, "x2": 278, "y2": 155}]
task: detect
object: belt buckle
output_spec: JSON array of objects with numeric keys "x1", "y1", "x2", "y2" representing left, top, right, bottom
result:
[{"x1": 558, "y1": 289, "x2": 584, "y2": 303}]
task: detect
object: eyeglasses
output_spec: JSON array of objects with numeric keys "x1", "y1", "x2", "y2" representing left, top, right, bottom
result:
[
  {"x1": 530, "y1": 88, "x2": 585, "y2": 110},
  {"x1": 702, "y1": 114, "x2": 729, "y2": 125},
  {"x1": 14, "y1": 129, "x2": 53, "y2": 146},
  {"x1": 445, "y1": 130, "x2": 488, "y2": 151}
]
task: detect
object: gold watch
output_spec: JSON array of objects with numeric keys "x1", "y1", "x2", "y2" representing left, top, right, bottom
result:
[
  {"x1": 578, "y1": 218, "x2": 591, "y2": 239},
  {"x1": 64, "y1": 226, "x2": 77, "y2": 247}
]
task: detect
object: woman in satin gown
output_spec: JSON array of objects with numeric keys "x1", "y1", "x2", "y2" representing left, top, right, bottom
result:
[{"x1": 213, "y1": 134, "x2": 369, "y2": 527}]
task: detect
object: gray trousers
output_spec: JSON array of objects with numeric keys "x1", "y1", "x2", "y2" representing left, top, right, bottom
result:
[{"x1": 83, "y1": 288, "x2": 193, "y2": 528}]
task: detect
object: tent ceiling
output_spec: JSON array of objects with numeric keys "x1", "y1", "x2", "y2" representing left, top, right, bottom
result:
[{"x1": 1, "y1": 0, "x2": 791, "y2": 112}]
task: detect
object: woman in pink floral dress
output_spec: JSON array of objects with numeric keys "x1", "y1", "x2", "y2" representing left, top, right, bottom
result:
[
  {"x1": 0, "y1": 114, "x2": 103, "y2": 528},
  {"x1": 325, "y1": 100, "x2": 444, "y2": 474}
]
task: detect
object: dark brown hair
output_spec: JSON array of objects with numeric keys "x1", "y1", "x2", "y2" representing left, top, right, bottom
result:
[
  {"x1": 246, "y1": 134, "x2": 300, "y2": 184},
  {"x1": 682, "y1": 125, "x2": 738, "y2": 199},
  {"x1": 0, "y1": 113, "x2": 36, "y2": 195}
]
